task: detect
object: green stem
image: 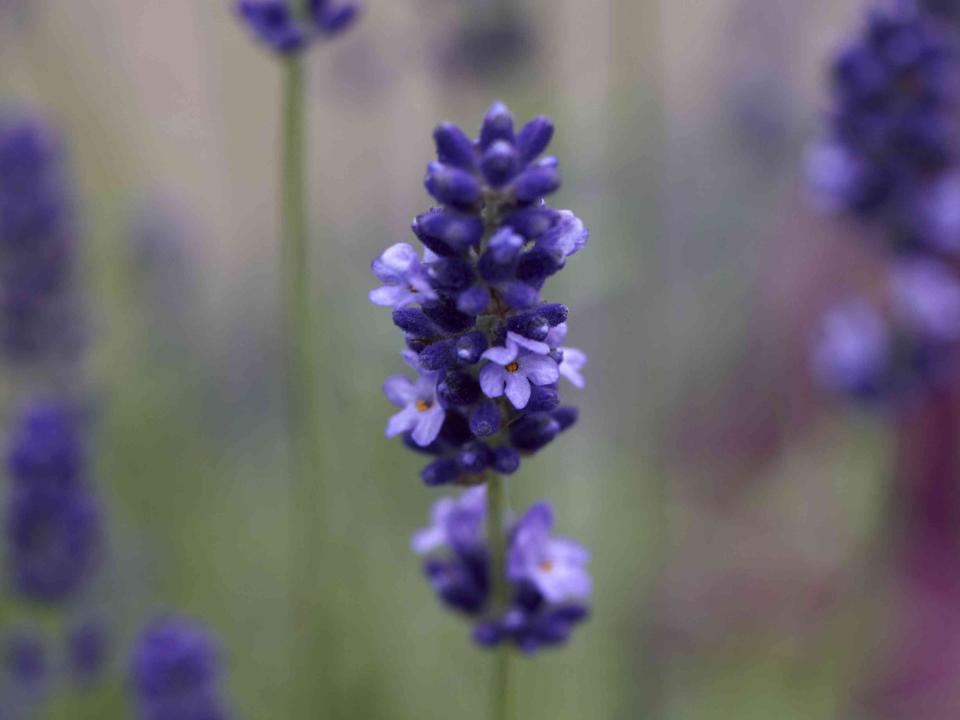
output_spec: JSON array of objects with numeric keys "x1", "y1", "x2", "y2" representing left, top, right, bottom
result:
[
  {"x1": 486, "y1": 473, "x2": 511, "y2": 720},
  {"x1": 280, "y1": 55, "x2": 324, "y2": 713}
]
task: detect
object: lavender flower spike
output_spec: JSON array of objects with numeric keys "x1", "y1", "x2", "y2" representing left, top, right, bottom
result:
[
  {"x1": 369, "y1": 243, "x2": 438, "y2": 309},
  {"x1": 236, "y1": 0, "x2": 359, "y2": 54},
  {"x1": 508, "y1": 503, "x2": 592, "y2": 603}
]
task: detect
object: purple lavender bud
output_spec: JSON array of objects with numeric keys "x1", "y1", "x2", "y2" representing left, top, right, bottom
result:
[
  {"x1": 516, "y1": 248, "x2": 563, "y2": 284},
  {"x1": 236, "y1": 1, "x2": 309, "y2": 54},
  {"x1": 552, "y1": 406, "x2": 578, "y2": 432},
  {"x1": 421, "y1": 299, "x2": 475, "y2": 334},
  {"x1": 502, "y1": 207, "x2": 561, "y2": 239},
  {"x1": 506, "y1": 312, "x2": 550, "y2": 341},
  {"x1": 422, "y1": 457, "x2": 462, "y2": 486},
  {"x1": 511, "y1": 163, "x2": 562, "y2": 203},
  {"x1": 481, "y1": 140, "x2": 519, "y2": 188},
  {"x1": 438, "y1": 410, "x2": 473, "y2": 446},
  {"x1": 526, "y1": 384, "x2": 560, "y2": 413},
  {"x1": 413, "y1": 210, "x2": 484, "y2": 255},
  {"x1": 469, "y1": 400, "x2": 501, "y2": 438},
  {"x1": 537, "y1": 303, "x2": 568, "y2": 326},
  {"x1": 418, "y1": 339, "x2": 457, "y2": 372},
  {"x1": 456, "y1": 284, "x2": 490, "y2": 315},
  {"x1": 458, "y1": 441, "x2": 494, "y2": 474},
  {"x1": 67, "y1": 620, "x2": 108, "y2": 685},
  {"x1": 437, "y1": 371, "x2": 481, "y2": 407},
  {"x1": 130, "y1": 616, "x2": 229, "y2": 720},
  {"x1": 433, "y1": 123, "x2": 476, "y2": 170},
  {"x1": 478, "y1": 228, "x2": 524, "y2": 283},
  {"x1": 501, "y1": 281, "x2": 540, "y2": 310},
  {"x1": 392, "y1": 308, "x2": 439, "y2": 338},
  {"x1": 425, "y1": 555, "x2": 489, "y2": 614},
  {"x1": 492, "y1": 446, "x2": 521, "y2": 474},
  {"x1": 427, "y1": 256, "x2": 474, "y2": 292},
  {"x1": 424, "y1": 163, "x2": 482, "y2": 207},
  {"x1": 454, "y1": 331, "x2": 487, "y2": 364},
  {"x1": 5, "y1": 628, "x2": 47, "y2": 691},
  {"x1": 479, "y1": 102, "x2": 515, "y2": 150},
  {"x1": 509, "y1": 413, "x2": 561, "y2": 452},
  {"x1": 516, "y1": 116, "x2": 554, "y2": 164},
  {"x1": 7, "y1": 401, "x2": 84, "y2": 488},
  {"x1": 813, "y1": 299, "x2": 890, "y2": 398},
  {"x1": 310, "y1": 0, "x2": 360, "y2": 35}
]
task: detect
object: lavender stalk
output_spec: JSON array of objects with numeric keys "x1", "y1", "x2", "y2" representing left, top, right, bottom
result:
[{"x1": 235, "y1": 1, "x2": 360, "y2": 712}]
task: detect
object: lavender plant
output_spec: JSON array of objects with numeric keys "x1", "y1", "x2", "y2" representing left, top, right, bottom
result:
[
  {"x1": 370, "y1": 101, "x2": 592, "y2": 715},
  {"x1": 235, "y1": 1, "x2": 360, "y2": 713},
  {"x1": 0, "y1": 111, "x2": 107, "y2": 718},
  {"x1": 808, "y1": 3, "x2": 960, "y2": 402}
]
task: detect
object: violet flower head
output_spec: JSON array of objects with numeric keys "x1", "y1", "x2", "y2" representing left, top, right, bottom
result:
[
  {"x1": 4, "y1": 627, "x2": 47, "y2": 692},
  {"x1": 413, "y1": 489, "x2": 591, "y2": 653},
  {"x1": 0, "y1": 112, "x2": 83, "y2": 365},
  {"x1": 67, "y1": 619, "x2": 108, "y2": 686},
  {"x1": 808, "y1": 5, "x2": 956, "y2": 221},
  {"x1": 4, "y1": 400, "x2": 101, "y2": 604},
  {"x1": 371, "y1": 102, "x2": 589, "y2": 486},
  {"x1": 130, "y1": 616, "x2": 230, "y2": 720},
  {"x1": 236, "y1": 0, "x2": 359, "y2": 54}
]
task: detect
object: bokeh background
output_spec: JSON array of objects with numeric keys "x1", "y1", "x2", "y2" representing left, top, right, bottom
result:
[{"x1": 0, "y1": 0, "x2": 907, "y2": 717}]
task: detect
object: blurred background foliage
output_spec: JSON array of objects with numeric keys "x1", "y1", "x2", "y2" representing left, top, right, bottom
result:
[{"x1": 0, "y1": 0, "x2": 903, "y2": 717}]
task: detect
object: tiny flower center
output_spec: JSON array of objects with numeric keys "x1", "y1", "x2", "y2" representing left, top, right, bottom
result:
[
  {"x1": 408, "y1": 285, "x2": 418, "y2": 293},
  {"x1": 539, "y1": 559, "x2": 554, "y2": 573},
  {"x1": 505, "y1": 361, "x2": 520, "y2": 373},
  {"x1": 416, "y1": 400, "x2": 432, "y2": 412}
]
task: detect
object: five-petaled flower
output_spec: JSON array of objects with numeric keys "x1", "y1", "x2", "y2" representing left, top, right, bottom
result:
[
  {"x1": 479, "y1": 339, "x2": 559, "y2": 409},
  {"x1": 508, "y1": 503, "x2": 592, "y2": 604},
  {"x1": 383, "y1": 359, "x2": 446, "y2": 447},
  {"x1": 369, "y1": 243, "x2": 438, "y2": 310}
]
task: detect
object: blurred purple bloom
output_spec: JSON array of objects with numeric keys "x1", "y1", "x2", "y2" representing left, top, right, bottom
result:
[
  {"x1": 891, "y1": 258, "x2": 960, "y2": 343},
  {"x1": 369, "y1": 243, "x2": 437, "y2": 309},
  {"x1": 508, "y1": 503, "x2": 592, "y2": 603},
  {"x1": 4, "y1": 628, "x2": 47, "y2": 691},
  {"x1": 813, "y1": 299, "x2": 891, "y2": 397},
  {"x1": 412, "y1": 486, "x2": 486, "y2": 555},
  {"x1": 131, "y1": 617, "x2": 229, "y2": 720},
  {"x1": 236, "y1": 0, "x2": 358, "y2": 54},
  {"x1": 67, "y1": 619, "x2": 108, "y2": 685}
]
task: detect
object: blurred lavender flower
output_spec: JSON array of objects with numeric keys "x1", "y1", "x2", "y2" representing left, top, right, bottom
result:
[
  {"x1": 66, "y1": 619, "x2": 108, "y2": 686},
  {"x1": 808, "y1": 6, "x2": 955, "y2": 220},
  {"x1": 130, "y1": 617, "x2": 230, "y2": 720},
  {"x1": 0, "y1": 112, "x2": 84, "y2": 367},
  {"x1": 809, "y1": 4, "x2": 960, "y2": 403},
  {"x1": 371, "y1": 101, "x2": 588, "y2": 486},
  {"x1": 4, "y1": 400, "x2": 101, "y2": 604},
  {"x1": 413, "y1": 487, "x2": 591, "y2": 652},
  {"x1": 235, "y1": 0, "x2": 359, "y2": 54},
  {"x1": 4, "y1": 628, "x2": 47, "y2": 693}
]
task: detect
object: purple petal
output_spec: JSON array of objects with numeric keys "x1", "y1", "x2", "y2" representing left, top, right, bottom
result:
[
  {"x1": 369, "y1": 285, "x2": 414, "y2": 308},
  {"x1": 385, "y1": 406, "x2": 419, "y2": 437},
  {"x1": 520, "y1": 354, "x2": 560, "y2": 386},
  {"x1": 504, "y1": 373, "x2": 531, "y2": 409},
  {"x1": 559, "y1": 347, "x2": 587, "y2": 388},
  {"x1": 479, "y1": 363, "x2": 507, "y2": 398},
  {"x1": 383, "y1": 376, "x2": 417, "y2": 406},
  {"x1": 508, "y1": 331, "x2": 550, "y2": 355},
  {"x1": 545, "y1": 322, "x2": 568, "y2": 347},
  {"x1": 481, "y1": 343, "x2": 518, "y2": 366},
  {"x1": 412, "y1": 404, "x2": 446, "y2": 447}
]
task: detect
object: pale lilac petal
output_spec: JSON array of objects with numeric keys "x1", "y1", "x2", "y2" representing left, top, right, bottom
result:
[
  {"x1": 535, "y1": 565, "x2": 592, "y2": 603},
  {"x1": 520, "y1": 354, "x2": 560, "y2": 385},
  {"x1": 504, "y1": 373, "x2": 532, "y2": 409},
  {"x1": 481, "y1": 343, "x2": 519, "y2": 366},
  {"x1": 409, "y1": 275, "x2": 438, "y2": 301},
  {"x1": 378, "y1": 243, "x2": 420, "y2": 274},
  {"x1": 559, "y1": 347, "x2": 587, "y2": 388},
  {"x1": 401, "y1": 349, "x2": 420, "y2": 371},
  {"x1": 385, "y1": 406, "x2": 419, "y2": 437},
  {"x1": 480, "y1": 363, "x2": 507, "y2": 398},
  {"x1": 412, "y1": 403, "x2": 445, "y2": 446},
  {"x1": 548, "y1": 538, "x2": 591, "y2": 565},
  {"x1": 369, "y1": 285, "x2": 414, "y2": 308},
  {"x1": 383, "y1": 376, "x2": 417, "y2": 406},
  {"x1": 508, "y1": 331, "x2": 550, "y2": 355},
  {"x1": 411, "y1": 525, "x2": 447, "y2": 554},
  {"x1": 545, "y1": 322, "x2": 568, "y2": 347}
]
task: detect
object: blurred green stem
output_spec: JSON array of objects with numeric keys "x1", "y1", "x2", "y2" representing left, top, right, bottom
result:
[
  {"x1": 486, "y1": 473, "x2": 511, "y2": 720},
  {"x1": 280, "y1": 54, "x2": 324, "y2": 713}
]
